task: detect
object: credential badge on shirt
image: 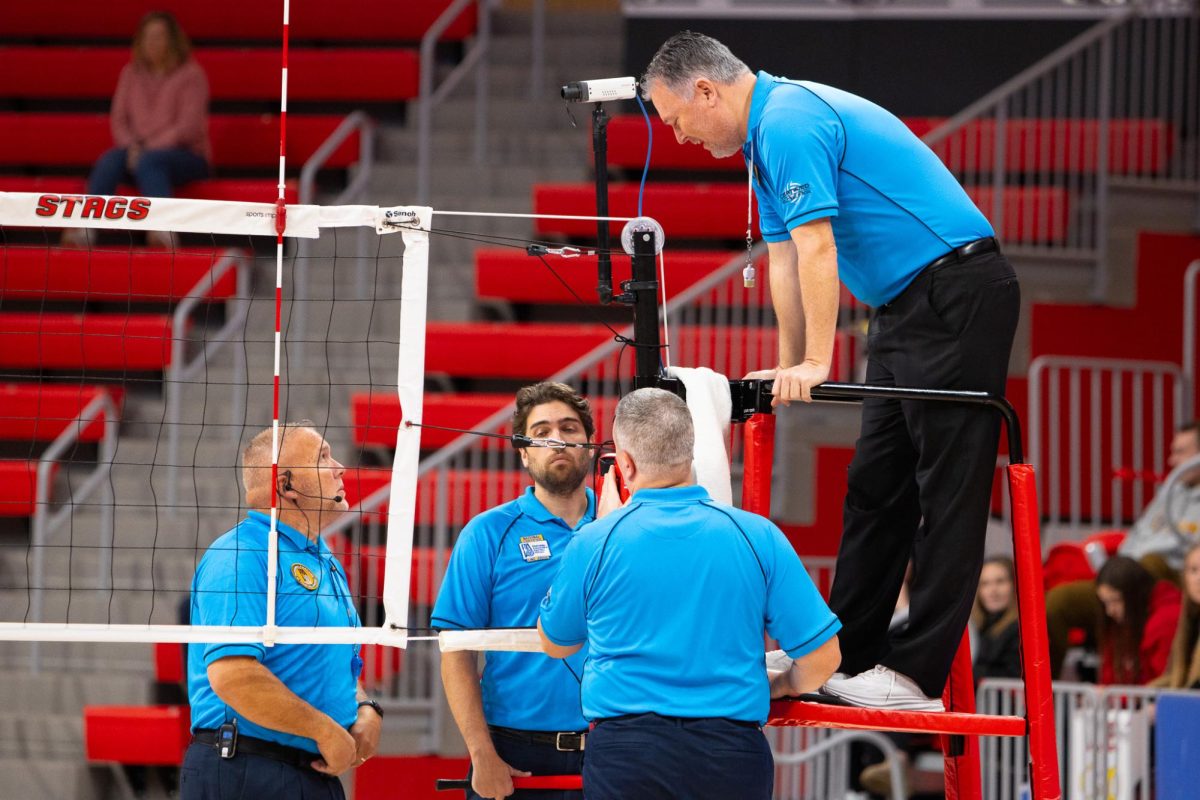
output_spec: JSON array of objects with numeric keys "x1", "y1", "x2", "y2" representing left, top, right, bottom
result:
[
  {"x1": 291, "y1": 563, "x2": 320, "y2": 591},
  {"x1": 518, "y1": 534, "x2": 552, "y2": 563}
]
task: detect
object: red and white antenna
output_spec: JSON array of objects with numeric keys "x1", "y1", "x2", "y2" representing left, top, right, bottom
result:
[{"x1": 266, "y1": 0, "x2": 292, "y2": 643}]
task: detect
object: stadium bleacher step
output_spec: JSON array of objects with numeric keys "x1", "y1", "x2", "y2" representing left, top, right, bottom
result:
[{"x1": 0, "y1": 755, "x2": 100, "y2": 800}]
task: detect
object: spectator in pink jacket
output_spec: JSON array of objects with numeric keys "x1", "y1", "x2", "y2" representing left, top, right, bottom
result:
[{"x1": 69, "y1": 11, "x2": 210, "y2": 247}]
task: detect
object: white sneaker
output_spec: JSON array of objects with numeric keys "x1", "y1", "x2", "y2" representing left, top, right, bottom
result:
[{"x1": 820, "y1": 665, "x2": 944, "y2": 712}]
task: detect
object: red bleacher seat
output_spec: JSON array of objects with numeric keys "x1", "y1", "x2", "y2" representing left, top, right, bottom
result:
[
  {"x1": 0, "y1": 113, "x2": 359, "y2": 170},
  {"x1": 4, "y1": 1, "x2": 476, "y2": 43},
  {"x1": 352, "y1": 391, "x2": 515, "y2": 450},
  {"x1": 352, "y1": 393, "x2": 624, "y2": 451},
  {"x1": 0, "y1": 47, "x2": 419, "y2": 102},
  {"x1": 476, "y1": 249, "x2": 747, "y2": 305},
  {"x1": 607, "y1": 114, "x2": 1175, "y2": 176},
  {"x1": 83, "y1": 705, "x2": 190, "y2": 766},
  {"x1": 153, "y1": 642, "x2": 184, "y2": 685},
  {"x1": 534, "y1": 182, "x2": 1070, "y2": 245},
  {"x1": 0, "y1": 383, "x2": 122, "y2": 443},
  {"x1": 0, "y1": 175, "x2": 296, "y2": 204},
  {"x1": 0, "y1": 460, "x2": 54, "y2": 517},
  {"x1": 0, "y1": 247, "x2": 238, "y2": 303},
  {"x1": 0, "y1": 312, "x2": 177, "y2": 371},
  {"x1": 422, "y1": 321, "x2": 612, "y2": 380}
]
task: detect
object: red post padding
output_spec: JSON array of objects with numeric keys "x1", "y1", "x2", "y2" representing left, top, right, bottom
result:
[
  {"x1": 766, "y1": 701, "x2": 1025, "y2": 738},
  {"x1": 1008, "y1": 463, "x2": 1062, "y2": 800},
  {"x1": 941, "y1": 629, "x2": 982, "y2": 800},
  {"x1": 741, "y1": 413, "x2": 775, "y2": 517}
]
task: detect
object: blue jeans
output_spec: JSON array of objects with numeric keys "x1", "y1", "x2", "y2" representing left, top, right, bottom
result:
[
  {"x1": 87, "y1": 146, "x2": 209, "y2": 197},
  {"x1": 463, "y1": 727, "x2": 584, "y2": 800},
  {"x1": 583, "y1": 714, "x2": 774, "y2": 800},
  {"x1": 178, "y1": 741, "x2": 344, "y2": 800}
]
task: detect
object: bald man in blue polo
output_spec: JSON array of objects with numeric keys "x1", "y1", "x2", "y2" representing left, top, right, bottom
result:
[
  {"x1": 643, "y1": 32, "x2": 1020, "y2": 713},
  {"x1": 539, "y1": 389, "x2": 841, "y2": 800},
  {"x1": 184, "y1": 422, "x2": 382, "y2": 800}
]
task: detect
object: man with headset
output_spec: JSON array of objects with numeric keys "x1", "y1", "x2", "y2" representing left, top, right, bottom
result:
[
  {"x1": 183, "y1": 421, "x2": 382, "y2": 799},
  {"x1": 433, "y1": 382, "x2": 597, "y2": 800}
]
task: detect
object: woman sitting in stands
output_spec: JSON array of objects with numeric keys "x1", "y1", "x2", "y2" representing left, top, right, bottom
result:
[
  {"x1": 971, "y1": 556, "x2": 1022, "y2": 683},
  {"x1": 1153, "y1": 543, "x2": 1200, "y2": 689},
  {"x1": 1095, "y1": 555, "x2": 1181, "y2": 685},
  {"x1": 66, "y1": 11, "x2": 209, "y2": 248}
]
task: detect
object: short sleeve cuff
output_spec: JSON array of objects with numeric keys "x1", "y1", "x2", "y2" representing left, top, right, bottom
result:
[
  {"x1": 780, "y1": 617, "x2": 841, "y2": 659},
  {"x1": 203, "y1": 643, "x2": 266, "y2": 666},
  {"x1": 762, "y1": 229, "x2": 791, "y2": 243},
  {"x1": 538, "y1": 616, "x2": 586, "y2": 647},
  {"x1": 785, "y1": 206, "x2": 839, "y2": 230}
]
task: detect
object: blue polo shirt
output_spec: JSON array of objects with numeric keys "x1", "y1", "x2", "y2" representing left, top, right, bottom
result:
[
  {"x1": 431, "y1": 487, "x2": 593, "y2": 732},
  {"x1": 539, "y1": 485, "x2": 840, "y2": 724},
  {"x1": 188, "y1": 511, "x2": 362, "y2": 753},
  {"x1": 745, "y1": 71, "x2": 994, "y2": 307}
]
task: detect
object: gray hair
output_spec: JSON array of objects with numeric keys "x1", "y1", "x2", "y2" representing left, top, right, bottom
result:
[
  {"x1": 612, "y1": 388, "x2": 694, "y2": 471},
  {"x1": 641, "y1": 31, "x2": 751, "y2": 100}
]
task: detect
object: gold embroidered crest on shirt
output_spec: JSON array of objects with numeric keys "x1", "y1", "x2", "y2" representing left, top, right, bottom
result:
[{"x1": 292, "y1": 563, "x2": 319, "y2": 591}]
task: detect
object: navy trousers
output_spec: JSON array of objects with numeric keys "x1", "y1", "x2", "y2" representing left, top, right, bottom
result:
[
  {"x1": 179, "y1": 741, "x2": 345, "y2": 800},
  {"x1": 583, "y1": 714, "x2": 773, "y2": 800},
  {"x1": 87, "y1": 146, "x2": 209, "y2": 198},
  {"x1": 464, "y1": 728, "x2": 583, "y2": 800}
]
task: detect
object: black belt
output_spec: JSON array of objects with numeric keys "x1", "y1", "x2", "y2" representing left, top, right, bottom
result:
[
  {"x1": 592, "y1": 713, "x2": 760, "y2": 730},
  {"x1": 924, "y1": 237, "x2": 999, "y2": 272},
  {"x1": 192, "y1": 728, "x2": 321, "y2": 771},
  {"x1": 488, "y1": 725, "x2": 587, "y2": 752}
]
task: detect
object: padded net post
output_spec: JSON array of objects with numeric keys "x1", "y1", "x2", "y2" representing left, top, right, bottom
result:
[
  {"x1": 740, "y1": 412, "x2": 775, "y2": 516},
  {"x1": 941, "y1": 628, "x2": 982, "y2": 800}
]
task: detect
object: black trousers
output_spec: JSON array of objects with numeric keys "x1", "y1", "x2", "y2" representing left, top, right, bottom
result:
[
  {"x1": 829, "y1": 248, "x2": 1020, "y2": 698},
  {"x1": 179, "y1": 741, "x2": 344, "y2": 800},
  {"x1": 583, "y1": 714, "x2": 773, "y2": 800}
]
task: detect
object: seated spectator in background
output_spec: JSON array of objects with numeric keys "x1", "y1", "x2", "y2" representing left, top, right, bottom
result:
[
  {"x1": 1046, "y1": 421, "x2": 1200, "y2": 678},
  {"x1": 1095, "y1": 556, "x2": 1181, "y2": 685},
  {"x1": 972, "y1": 556, "x2": 1022, "y2": 683},
  {"x1": 66, "y1": 11, "x2": 210, "y2": 248},
  {"x1": 1153, "y1": 543, "x2": 1200, "y2": 689}
]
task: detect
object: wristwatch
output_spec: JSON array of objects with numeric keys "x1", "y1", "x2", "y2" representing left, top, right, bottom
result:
[{"x1": 357, "y1": 699, "x2": 384, "y2": 719}]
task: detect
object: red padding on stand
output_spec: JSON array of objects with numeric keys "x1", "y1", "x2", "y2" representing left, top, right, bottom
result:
[
  {"x1": 741, "y1": 413, "x2": 775, "y2": 517},
  {"x1": 941, "y1": 630, "x2": 982, "y2": 800},
  {"x1": 1007, "y1": 463, "x2": 1063, "y2": 800}
]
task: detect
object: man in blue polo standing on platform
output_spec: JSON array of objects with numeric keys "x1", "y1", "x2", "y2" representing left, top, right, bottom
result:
[
  {"x1": 433, "y1": 382, "x2": 596, "y2": 800},
  {"x1": 539, "y1": 388, "x2": 842, "y2": 800},
  {"x1": 642, "y1": 32, "x2": 1020, "y2": 712},
  {"x1": 184, "y1": 421, "x2": 383, "y2": 800}
]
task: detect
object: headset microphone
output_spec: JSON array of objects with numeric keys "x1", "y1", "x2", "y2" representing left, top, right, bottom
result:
[{"x1": 282, "y1": 473, "x2": 344, "y2": 504}]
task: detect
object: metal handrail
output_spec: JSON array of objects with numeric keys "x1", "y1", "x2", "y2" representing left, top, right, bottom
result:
[
  {"x1": 30, "y1": 391, "x2": 119, "y2": 669},
  {"x1": 772, "y1": 729, "x2": 905, "y2": 800},
  {"x1": 921, "y1": 11, "x2": 1133, "y2": 147},
  {"x1": 1183, "y1": 259, "x2": 1200, "y2": 406},
  {"x1": 293, "y1": 110, "x2": 377, "y2": 352},
  {"x1": 416, "y1": 0, "x2": 494, "y2": 204},
  {"x1": 164, "y1": 248, "x2": 253, "y2": 509},
  {"x1": 1028, "y1": 354, "x2": 1185, "y2": 537}
]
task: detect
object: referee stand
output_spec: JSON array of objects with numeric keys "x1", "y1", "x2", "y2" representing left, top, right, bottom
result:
[{"x1": 741, "y1": 387, "x2": 1061, "y2": 800}]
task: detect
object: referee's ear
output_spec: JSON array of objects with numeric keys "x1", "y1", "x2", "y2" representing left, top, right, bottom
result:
[{"x1": 616, "y1": 450, "x2": 637, "y2": 491}]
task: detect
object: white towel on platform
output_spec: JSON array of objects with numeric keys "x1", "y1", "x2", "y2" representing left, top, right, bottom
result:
[{"x1": 666, "y1": 366, "x2": 733, "y2": 505}]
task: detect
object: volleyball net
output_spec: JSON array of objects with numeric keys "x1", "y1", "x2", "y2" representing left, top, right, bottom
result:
[{"x1": 0, "y1": 191, "x2": 430, "y2": 651}]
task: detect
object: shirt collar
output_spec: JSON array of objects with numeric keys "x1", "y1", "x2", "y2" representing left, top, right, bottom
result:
[
  {"x1": 744, "y1": 70, "x2": 777, "y2": 149},
  {"x1": 629, "y1": 484, "x2": 711, "y2": 505},
  {"x1": 246, "y1": 510, "x2": 324, "y2": 554},
  {"x1": 516, "y1": 486, "x2": 596, "y2": 530}
]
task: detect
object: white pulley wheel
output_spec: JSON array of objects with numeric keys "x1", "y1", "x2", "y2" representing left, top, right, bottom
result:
[{"x1": 620, "y1": 216, "x2": 665, "y2": 255}]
